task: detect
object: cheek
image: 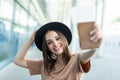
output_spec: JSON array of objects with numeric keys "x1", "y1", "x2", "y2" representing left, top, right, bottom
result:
[
  {"x1": 59, "y1": 39, "x2": 63, "y2": 44},
  {"x1": 47, "y1": 45, "x2": 53, "y2": 51},
  {"x1": 60, "y1": 40, "x2": 64, "y2": 46},
  {"x1": 61, "y1": 40, "x2": 67, "y2": 49}
]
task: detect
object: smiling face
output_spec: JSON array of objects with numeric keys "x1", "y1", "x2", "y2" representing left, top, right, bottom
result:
[
  {"x1": 43, "y1": 30, "x2": 71, "y2": 73},
  {"x1": 45, "y1": 30, "x2": 64, "y2": 55}
]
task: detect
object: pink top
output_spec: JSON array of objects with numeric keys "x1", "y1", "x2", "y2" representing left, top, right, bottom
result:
[{"x1": 26, "y1": 54, "x2": 91, "y2": 80}]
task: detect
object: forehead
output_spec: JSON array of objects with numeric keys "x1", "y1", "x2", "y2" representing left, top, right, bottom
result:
[{"x1": 45, "y1": 30, "x2": 59, "y2": 40}]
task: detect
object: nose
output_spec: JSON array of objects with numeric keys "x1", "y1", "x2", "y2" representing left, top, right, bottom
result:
[{"x1": 53, "y1": 40, "x2": 58, "y2": 46}]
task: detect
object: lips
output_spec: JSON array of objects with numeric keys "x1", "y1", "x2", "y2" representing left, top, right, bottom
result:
[{"x1": 54, "y1": 47, "x2": 60, "y2": 52}]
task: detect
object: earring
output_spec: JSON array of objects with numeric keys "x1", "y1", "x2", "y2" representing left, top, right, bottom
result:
[{"x1": 51, "y1": 53, "x2": 57, "y2": 59}]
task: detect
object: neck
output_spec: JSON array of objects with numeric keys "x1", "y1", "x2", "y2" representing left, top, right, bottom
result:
[{"x1": 56, "y1": 54, "x2": 64, "y2": 64}]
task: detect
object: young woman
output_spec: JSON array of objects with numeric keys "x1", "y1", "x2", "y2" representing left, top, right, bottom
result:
[{"x1": 14, "y1": 22, "x2": 102, "y2": 80}]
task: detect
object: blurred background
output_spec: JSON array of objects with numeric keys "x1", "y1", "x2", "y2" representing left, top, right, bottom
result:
[{"x1": 0, "y1": 0, "x2": 120, "y2": 80}]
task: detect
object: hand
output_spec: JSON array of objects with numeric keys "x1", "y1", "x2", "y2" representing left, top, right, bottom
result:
[
  {"x1": 89, "y1": 23, "x2": 103, "y2": 45},
  {"x1": 30, "y1": 30, "x2": 37, "y2": 42}
]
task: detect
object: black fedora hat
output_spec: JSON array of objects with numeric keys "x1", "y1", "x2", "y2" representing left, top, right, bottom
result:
[{"x1": 35, "y1": 22, "x2": 72, "y2": 51}]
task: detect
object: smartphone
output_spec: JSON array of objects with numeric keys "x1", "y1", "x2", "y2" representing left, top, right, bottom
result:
[{"x1": 78, "y1": 21, "x2": 100, "y2": 49}]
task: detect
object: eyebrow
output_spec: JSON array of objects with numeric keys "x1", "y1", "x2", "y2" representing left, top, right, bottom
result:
[{"x1": 46, "y1": 35, "x2": 59, "y2": 42}]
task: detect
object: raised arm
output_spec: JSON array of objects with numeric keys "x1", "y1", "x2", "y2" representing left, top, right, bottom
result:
[
  {"x1": 13, "y1": 31, "x2": 36, "y2": 68},
  {"x1": 80, "y1": 24, "x2": 103, "y2": 64}
]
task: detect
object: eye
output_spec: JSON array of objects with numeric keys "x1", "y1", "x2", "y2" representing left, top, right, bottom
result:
[
  {"x1": 56, "y1": 37, "x2": 60, "y2": 40},
  {"x1": 47, "y1": 41, "x2": 52, "y2": 45}
]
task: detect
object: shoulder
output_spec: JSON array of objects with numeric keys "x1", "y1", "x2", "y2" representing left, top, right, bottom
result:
[{"x1": 26, "y1": 59, "x2": 44, "y2": 75}]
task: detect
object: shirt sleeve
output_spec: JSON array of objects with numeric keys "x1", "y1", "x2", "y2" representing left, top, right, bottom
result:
[
  {"x1": 26, "y1": 59, "x2": 43, "y2": 75},
  {"x1": 80, "y1": 60, "x2": 91, "y2": 73},
  {"x1": 77, "y1": 54, "x2": 91, "y2": 73}
]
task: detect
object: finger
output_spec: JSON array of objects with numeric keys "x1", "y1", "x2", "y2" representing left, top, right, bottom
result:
[
  {"x1": 90, "y1": 32, "x2": 103, "y2": 43},
  {"x1": 93, "y1": 37, "x2": 99, "y2": 43},
  {"x1": 90, "y1": 33, "x2": 98, "y2": 42},
  {"x1": 93, "y1": 23, "x2": 99, "y2": 29},
  {"x1": 90, "y1": 27, "x2": 98, "y2": 36},
  {"x1": 98, "y1": 35, "x2": 103, "y2": 44}
]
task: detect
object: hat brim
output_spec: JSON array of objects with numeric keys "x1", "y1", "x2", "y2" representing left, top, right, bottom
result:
[{"x1": 35, "y1": 22, "x2": 72, "y2": 51}]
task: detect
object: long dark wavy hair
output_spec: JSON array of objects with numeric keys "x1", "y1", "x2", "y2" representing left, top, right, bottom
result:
[{"x1": 42, "y1": 29, "x2": 71, "y2": 74}]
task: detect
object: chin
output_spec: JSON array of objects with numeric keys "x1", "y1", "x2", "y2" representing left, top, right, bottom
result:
[{"x1": 55, "y1": 51, "x2": 63, "y2": 55}]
